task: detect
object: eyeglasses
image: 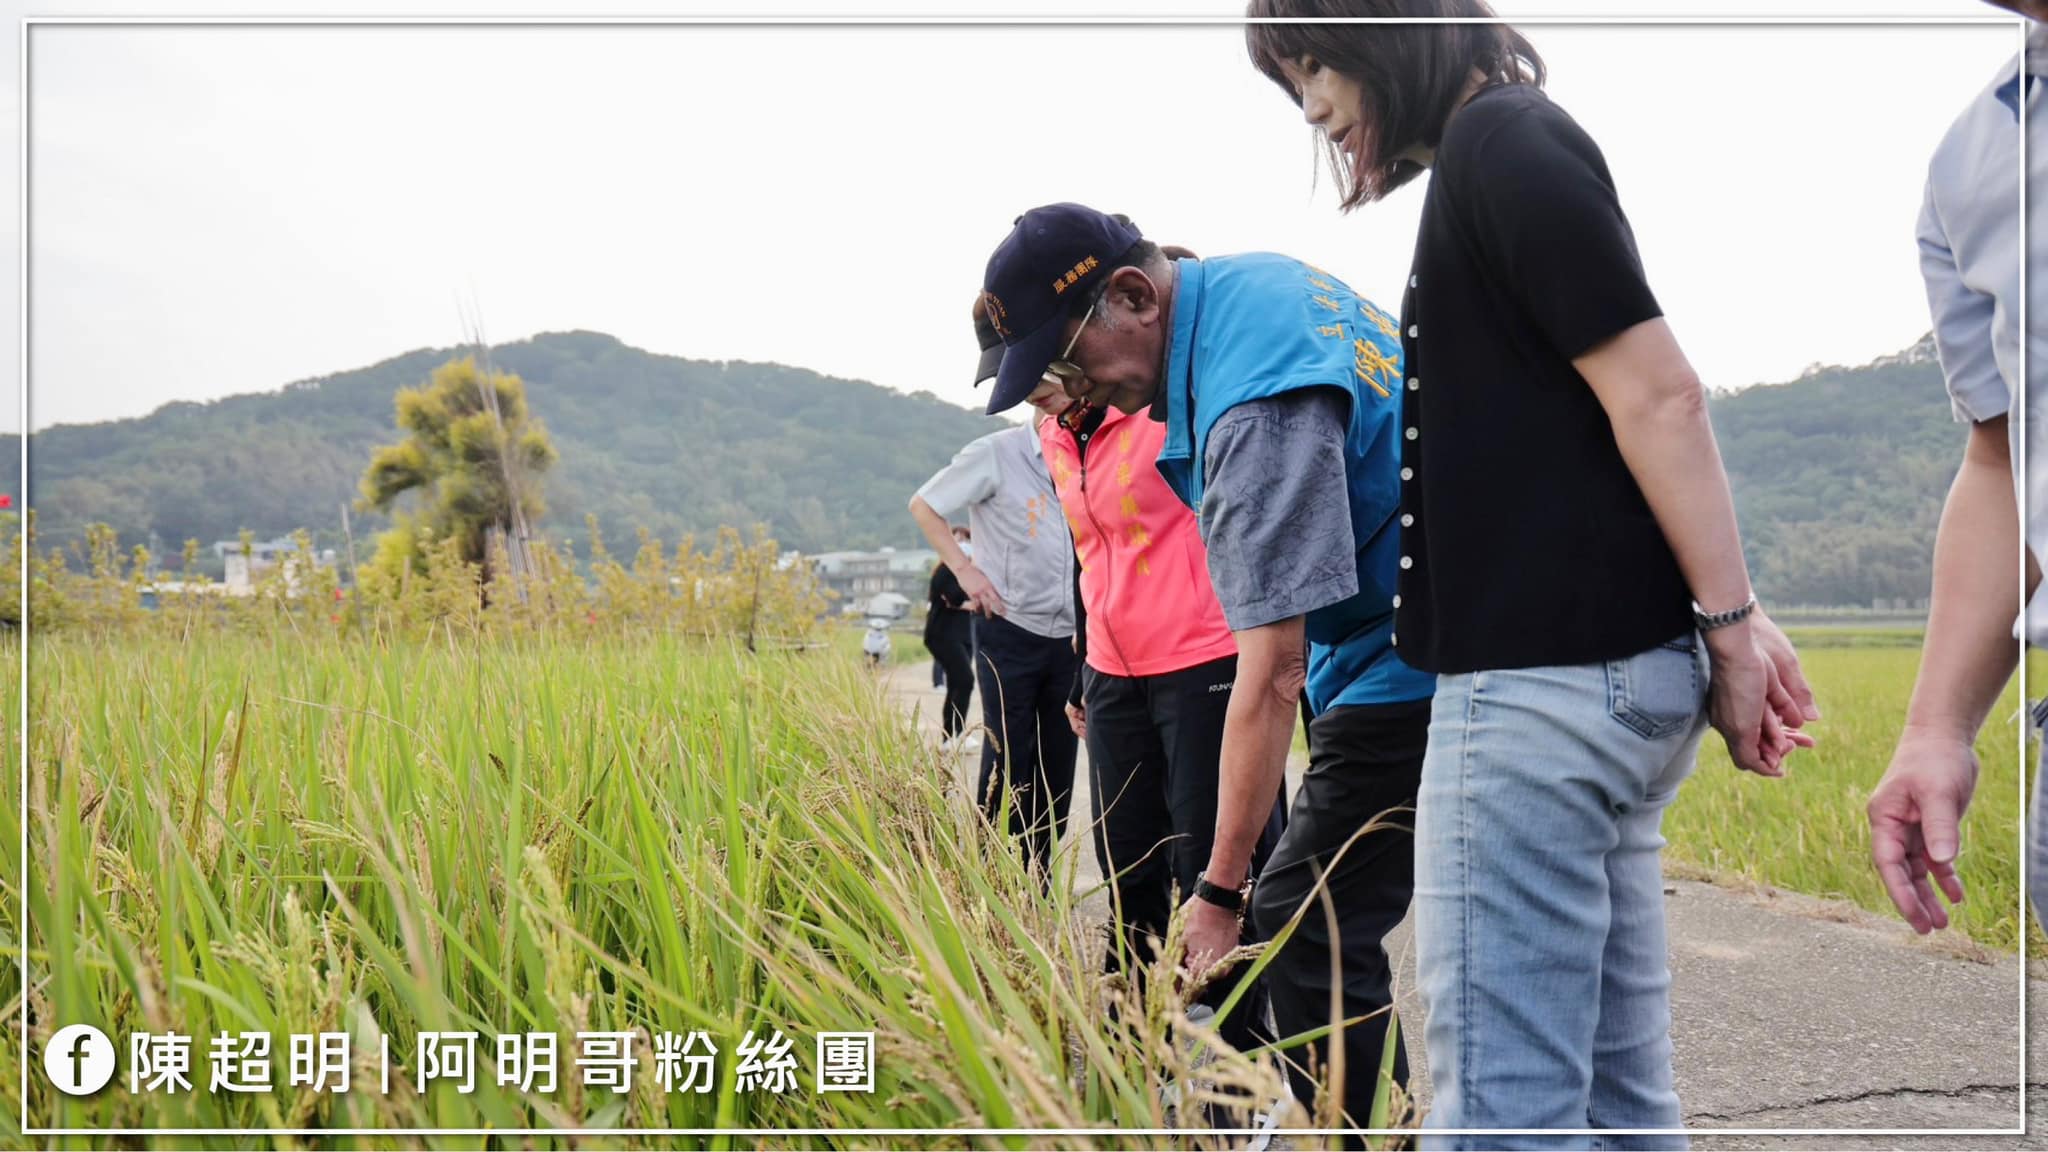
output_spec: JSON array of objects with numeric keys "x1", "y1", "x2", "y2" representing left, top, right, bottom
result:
[{"x1": 1041, "y1": 299, "x2": 1097, "y2": 395}]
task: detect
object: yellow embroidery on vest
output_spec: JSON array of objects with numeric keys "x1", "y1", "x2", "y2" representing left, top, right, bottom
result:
[
  {"x1": 1359, "y1": 300, "x2": 1402, "y2": 340},
  {"x1": 1353, "y1": 339, "x2": 1397, "y2": 399}
]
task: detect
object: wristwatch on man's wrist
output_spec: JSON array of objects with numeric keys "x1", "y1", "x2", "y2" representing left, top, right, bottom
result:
[
  {"x1": 1692, "y1": 595, "x2": 1759, "y2": 632},
  {"x1": 1193, "y1": 872, "x2": 1252, "y2": 917}
]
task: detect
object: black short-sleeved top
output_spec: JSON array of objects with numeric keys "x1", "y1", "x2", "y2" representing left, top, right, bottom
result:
[{"x1": 1392, "y1": 83, "x2": 1693, "y2": 674}]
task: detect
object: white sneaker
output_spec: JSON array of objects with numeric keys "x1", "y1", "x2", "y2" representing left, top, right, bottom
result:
[
  {"x1": 1160, "y1": 1004, "x2": 1217, "y2": 1126},
  {"x1": 1244, "y1": 1096, "x2": 1293, "y2": 1151}
]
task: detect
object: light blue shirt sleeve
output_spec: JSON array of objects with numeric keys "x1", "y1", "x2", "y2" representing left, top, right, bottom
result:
[
  {"x1": 914, "y1": 432, "x2": 1001, "y2": 521},
  {"x1": 1917, "y1": 169, "x2": 2009, "y2": 424}
]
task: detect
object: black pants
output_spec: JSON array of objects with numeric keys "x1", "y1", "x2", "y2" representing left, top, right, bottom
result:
[
  {"x1": 1249, "y1": 696, "x2": 1430, "y2": 1137},
  {"x1": 1084, "y1": 655, "x2": 1286, "y2": 1049},
  {"x1": 973, "y1": 614, "x2": 1080, "y2": 883},
  {"x1": 928, "y1": 611, "x2": 976, "y2": 740}
]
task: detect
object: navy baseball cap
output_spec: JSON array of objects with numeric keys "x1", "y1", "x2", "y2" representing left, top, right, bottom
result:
[
  {"x1": 978, "y1": 203, "x2": 1142, "y2": 415},
  {"x1": 972, "y1": 296, "x2": 1004, "y2": 387}
]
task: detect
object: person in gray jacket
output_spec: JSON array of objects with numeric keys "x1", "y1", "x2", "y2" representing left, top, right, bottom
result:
[{"x1": 911, "y1": 415, "x2": 1079, "y2": 886}]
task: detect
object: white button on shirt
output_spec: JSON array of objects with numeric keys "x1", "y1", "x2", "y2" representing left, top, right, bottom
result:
[{"x1": 1920, "y1": 22, "x2": 2047, "y2": 642}]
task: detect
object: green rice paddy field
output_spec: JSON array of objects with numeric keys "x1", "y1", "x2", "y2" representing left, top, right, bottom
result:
[{"x1": 0, "y1": 626, "x2": 2032, "y2": 1140}]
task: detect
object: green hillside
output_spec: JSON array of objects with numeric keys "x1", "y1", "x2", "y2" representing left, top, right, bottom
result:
[
  {"x1": 5, "y1": 331, "x2": 1970, "y2": 607},
  {"x1": 11, "y1": 331, "x2": 1005, "y2": 562},
  {"x1": 1714, "y1": 336, "x2": 1960, "y2": 609}
]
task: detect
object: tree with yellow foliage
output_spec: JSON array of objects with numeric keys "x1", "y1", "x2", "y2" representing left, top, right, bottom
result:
[{"x1": 358, "y1": 356, "x2": 556, "y2": 596}]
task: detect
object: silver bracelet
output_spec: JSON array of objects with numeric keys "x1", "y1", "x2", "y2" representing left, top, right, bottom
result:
[{"x1": 1692, "y1": 596, "x2": 1758, "y2": 632}]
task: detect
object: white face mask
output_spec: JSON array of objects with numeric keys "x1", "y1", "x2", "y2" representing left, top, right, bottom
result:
[{"x1": 957, "y1": 540, "x2": 974, "y2": 558}]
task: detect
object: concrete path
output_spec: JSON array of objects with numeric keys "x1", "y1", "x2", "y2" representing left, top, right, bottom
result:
[{"x1": 881, "y1": 664, "x2": 2038, "y2": 1144}]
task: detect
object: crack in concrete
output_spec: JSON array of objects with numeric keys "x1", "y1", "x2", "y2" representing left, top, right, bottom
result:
[{"x1": 1686, "y1": 1081, "x2": 2046, "y2": 1124}]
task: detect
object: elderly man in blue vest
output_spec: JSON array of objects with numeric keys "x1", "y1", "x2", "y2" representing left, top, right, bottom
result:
[{"x1": 976, "y1": 202, "x2": 1432, "y2": 1129}]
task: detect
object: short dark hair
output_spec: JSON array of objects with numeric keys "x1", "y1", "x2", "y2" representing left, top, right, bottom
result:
[
  {"x1": 1068, "y1": 220, "x2": 1167, "y2": 318},
  {"x1": 1244, "y1": 0, "x2": 1545, "y2": 208}
]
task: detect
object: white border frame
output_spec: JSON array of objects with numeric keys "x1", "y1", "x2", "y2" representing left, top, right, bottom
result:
[{"x1": 15, "y1": 11, "x2": 2030, "y2": 1142}]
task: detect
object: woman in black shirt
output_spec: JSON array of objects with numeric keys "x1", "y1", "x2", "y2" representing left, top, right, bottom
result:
[
  {"x1": 1246, "y1": 3, "x2": 1819, "y2": 1142},
  {"x1": 924, "y1": 524, "x2": 978, "y2": 748}
]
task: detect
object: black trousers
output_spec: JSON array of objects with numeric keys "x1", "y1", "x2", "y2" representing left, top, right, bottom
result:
[
  {"x1": 1249, "y1": 696, "x2": 1430, "y2": 1136},
  {"x1": 973, "y1": 614, "x2": 1080, "y2": 883},
  {"x1": 1083, "y1": 655, "x2": 1286, "y2": 1049},
  {"x1": 928, "y1": 611, "x2": 976, "y2": 740}
]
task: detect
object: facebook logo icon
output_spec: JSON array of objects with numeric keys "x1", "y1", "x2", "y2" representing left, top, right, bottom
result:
[{"x1": 44, "y1": 1024, "x2": 116, "y2": 1096}]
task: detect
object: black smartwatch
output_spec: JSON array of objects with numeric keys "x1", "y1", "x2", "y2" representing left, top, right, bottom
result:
[{"x1": 1193, "y1": 872, "x2": 1251, "y2": 915}]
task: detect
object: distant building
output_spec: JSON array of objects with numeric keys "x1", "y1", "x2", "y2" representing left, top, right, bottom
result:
[
  {"x1": 807, "y1": 547, "x2": 937, "y2": 615},
  {"x1": 210, "y1": 537, "x2": 339, "y2": 595},
  {"x1": 864, "y1": 591, "x2": 913, "y2": 620},
  {"x1": 138, "y1": 580, "x2": 235, "y2": 608},
  {"x1": 809, "y1": 551, "x2": 891, "y2": 605},
  {"x1": 881, "y1": 549, "x2": 938, "y2": 601}
]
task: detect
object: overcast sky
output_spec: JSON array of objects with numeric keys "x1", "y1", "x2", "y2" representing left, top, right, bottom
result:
[{"x1": 10, "y1": 1, "x2": 2027, "y2": 434}]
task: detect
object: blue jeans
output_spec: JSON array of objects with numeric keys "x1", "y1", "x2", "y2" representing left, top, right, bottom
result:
[{"x1": 1414, "y1": 633, "x2": 1710, "y2": 1149}]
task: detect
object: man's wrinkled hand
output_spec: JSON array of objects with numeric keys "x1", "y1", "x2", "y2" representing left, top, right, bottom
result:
[
  {"x1": 1868, "y1": 729, "x2": 1976, "y2": 933},
  {"x1": 1179, "y1": 896, "x2": 1241, "y2": 981}
]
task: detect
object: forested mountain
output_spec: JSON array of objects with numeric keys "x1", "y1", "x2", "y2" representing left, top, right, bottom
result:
[
  {"x1": 1715, "y1": 336, "x2": 1958, "y2": 608},
  {"x1": 12, "y1": 331, "x2": 1005, "y2": 563},
  {"x1": 4, "y1": 330, "x2": 1966, "y2": 607}
]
